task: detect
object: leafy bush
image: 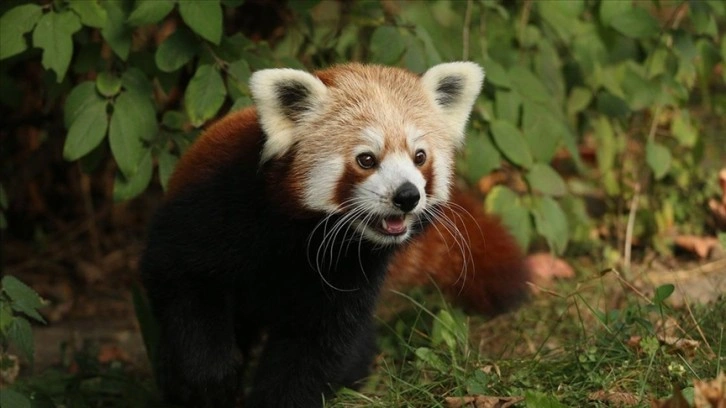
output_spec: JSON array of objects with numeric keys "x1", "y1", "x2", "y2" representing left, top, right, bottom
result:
[{"x1": 2, "y1": 0, "x2": 723, "y2": 257}]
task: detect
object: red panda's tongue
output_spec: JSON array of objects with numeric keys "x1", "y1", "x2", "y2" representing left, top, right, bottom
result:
[{"x1": 381, "y1": 216, "x2": 406, "y2": 235}]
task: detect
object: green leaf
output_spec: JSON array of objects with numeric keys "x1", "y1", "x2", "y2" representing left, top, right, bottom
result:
[
  {"x1": 522, "y1": 103, "x2": 562, "y2": 163},
  {"x1": 596, "y1": 91, "x2": 630, "y2": 118},
  {"x1": 96, "y1": 72, "x2": 122, "y2": 97},
  {"x1": 653, "y1": 284, "x2": 675, "y2": 305},
  {"x1": 158, "y1": 150, "x2": 179, "y2": 191},
  {"x1": 113, "y1": 151, "x2": 153, "y2": 201},
  {"x1": 32, "y1": 11, "x2": 82, "y2": 82},
  {"x1": 524, "y1": 391, "x2": 566, "y2": 408},
  {"x1": 178, "y1": 0, "x2": 223, "y2": 45},
  {"x1": 64, "y1": 82, "x2": 100, "y2": 127},
  {"x1": 414, "y1": 347, "x2": 447, "y2": 373},
  {"x1": 494, "y1": 90, "x2": 521, "y2": 124},
  {"x1": 718, "y1": 233, "x2": 726, "y2": 250},
  {"x1": 68, "y1": 0, "x2": 108, "y2": 28},
  {"x1": 592, "y1": 116, "x2": 616, "y2": 174},
  {"x1": 227, "y1": 59, "x2": 252, "y2": 91},
  {"x1": 110, "y1": 92, "x2": 157, "y2": 177},
  {"x1": 127, "y1": 0, "x2": 175, "y2": 26},
  {"x1": 2, "y1": 275, "x2": 45, "y2": 323},
  {"x1": 566, "y1": 87, "x2": 592, "y2": 115},
  {"x1": 121, "y1": 68, "x2": 153, "y2": 97},
  {"x1": 7, "y1": 317, "x2": 34, "y2": 363},
  {"x1": 483, "y1": 59, "x2": 511, "y2": 88},
  {"x1": 0, "y1": 387, "x2": 31, "y2": 408},
  {"x1": 509, "y1": 65, "x2": 550, "y2": 103},
  {"x1": 230, "y1": 96, "x2": 253, "y2": 112},
  {"x1": 485, "y1": 186, "x2": 532, "y2": 250},
  {"x1": 531, "y1": 196, "x2": 569, "y2": 255},
  {"x1": 162, "y1": 111, "x2": 186, "y2": 130},
  {"x1": 460, "y1": 131, "x2": 501, "y2": 185},
  {"x1": 0, "y1": 302, "x2": 14, "y2": 332},
  {"x1": 610, "y1": 7, "x2": 660, "y2": 39},
  {"x1": 101, "y1": 1, "x2": 132, "y2": 60},
  {"x1": 490, "y1": 120, "x2": 533, "y2": 168},
  {"x1": 370, "y1": 26, "x2": 406, "y2": 65},
  {"x1": 671, "y1": 110, "x2": 698, "y2": 147},
  {"x1": 526, "y1": 163, "x2": 567, "y2": 197},
  {"x1": 646, "y1": 140, "x2": 671, "y2": 180},
  {"x1": 64, "y1": 98, "x2": 109, "y2": 161},
  {"x1": 185, "y1": 64, "x2": 226, "y2": 127},
  {"x1": 599, "y1": 0, "x2": 632, "y2": 27},
  {"x1": 155, "y1": 28, "x2": 200, "y2": 72},
  {"x1": 0, "y1": 4, "x2": 43, "y2": 60}
]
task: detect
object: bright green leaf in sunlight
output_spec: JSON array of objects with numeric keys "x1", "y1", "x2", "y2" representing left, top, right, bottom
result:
[
  {"x1": 532, "y1": 196, "x2": 569, "y2": 255},
  {"x1": 64, "y1": 98, "x2": 108, "y2": 161},
  {"x1": 113, "y1": 151, "x2": 153, "y2": 201},
  {"x1": 101, "y1": 1, "x2": 132, "y2": 60},
  {"x1": 185, "y1": 65, "x2": 227, "y2": 127},
  {"x1": 524, "y1": 391, "x2": 567, "y2": 408},
  {"x1": 526, "y1": 163, "x2": 567, "y2": 197},
  {"x1": 646, "y1": 140, "x2": 671, "y2": 180},
  {"x1": 178, "y1": 0, "x2": 222, "y2": 45},
  {"x1": 414, "y1": 347, "x2": 447, "y2": 373},
  {"x1": 32, "y1": 11, "x2": 82, "y2": 82},
  {"x1": 110, "y1": 92, "x2": 157, "y2": 177},
  {"x1": 2, "y1": 275, "x2": 46, "y2": 324},
  {"x1": 155, "y1": 28, "x2": 201, "y2": 72},
  {"x1": 610, "y1": 7, "x2": 660, "y2": 39},
  {"x1": 96, "y1": 72, "x2": 122, "y2": 97},
  {"x1": 593, "y1": 116, "x2": 616, "y2": 174},
  {"x1": 485, "y1": 186, "x2": 532, "y2": 250},
  {"x1": 68, "y1": 0, "x2": 108, "y2": 28},
  {"x1": 127, "y1": 0, "x2": 176, "y2": 26},
  {"x1": 370, "y1": 26, "x2": 406, "y2": 65},
  {"x1": 158, "y1": 150, "x2": 179, "y2": 191},
  {"x1": 0, "y1": 4, "x2": 42, "y2": 60},
  {"x1": 490, "y1": 120, "x2": 533, "y2": 169}
]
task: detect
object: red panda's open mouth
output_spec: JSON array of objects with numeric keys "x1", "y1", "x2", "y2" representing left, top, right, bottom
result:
[{"x1": 376, "y1": 215, "x2": 408, "y2": 236}]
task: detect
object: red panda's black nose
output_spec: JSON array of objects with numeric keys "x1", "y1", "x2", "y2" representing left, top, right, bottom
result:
[{"x1": 393, "y1": 182, "x2": 420, "y2": 213}]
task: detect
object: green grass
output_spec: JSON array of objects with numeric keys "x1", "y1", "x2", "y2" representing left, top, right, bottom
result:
[{"x1": 328, "y1": 270, "x2": 726, "y2": 407}]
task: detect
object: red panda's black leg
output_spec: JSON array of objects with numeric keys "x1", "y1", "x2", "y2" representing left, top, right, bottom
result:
[
  {"x1": 150, "y1": 281, "x2": 242, "y2": 407},
  {"x1": 337, "y1": 318, "x2": 377, "y2": 388}
]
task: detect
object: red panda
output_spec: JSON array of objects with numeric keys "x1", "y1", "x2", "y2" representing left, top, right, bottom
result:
[
  {"x1": 141, "y1": 62, "x2": 501, "y2": 408},
  {"x1": 387, "y1": 187, "x2": 530, "y2": 315}
]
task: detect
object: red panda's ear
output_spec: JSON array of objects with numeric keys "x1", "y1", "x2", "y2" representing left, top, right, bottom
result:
[
  {"x1": 421, "y1": 62, "x2": 485, "y2": 145},
  {"x1": 250, "y1": 69, "x2": 329, "y2": 163}
]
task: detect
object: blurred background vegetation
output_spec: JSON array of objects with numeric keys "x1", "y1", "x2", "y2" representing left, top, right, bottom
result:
[{"x1": 1, "y1": 0, "x2": 725, "y2": 407}]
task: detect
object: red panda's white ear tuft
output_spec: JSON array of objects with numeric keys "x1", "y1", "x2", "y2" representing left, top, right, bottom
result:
[
  {"x1": 421, "y1": 62, "x2": 485, "y2": 145},
  {"x1": 250, "y1": 68, "x2": 329, "y2": 163}
]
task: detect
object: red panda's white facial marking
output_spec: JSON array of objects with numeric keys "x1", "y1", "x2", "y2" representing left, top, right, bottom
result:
[{"x1": 250, "y1": 62, "x2": 484, "y2": 245}]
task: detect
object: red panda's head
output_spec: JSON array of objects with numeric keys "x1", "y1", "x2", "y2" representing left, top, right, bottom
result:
[{"x1": 250, "y1": 63, "x2": 484, "y2": 245}]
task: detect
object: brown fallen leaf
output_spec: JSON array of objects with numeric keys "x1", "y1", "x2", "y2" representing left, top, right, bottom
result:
[
  {"x1": 524, "y1": 252, "x2": 575, "y2": 286},
  {"x1": 588, "y1": 389, "x2": 640, "y2": 406},
  {"x1": 673, "y1": 235, "x2": 720, "y2": 259},
  {"x1": 98, "y1": 344, "x2": 130, "y2": 364},
  {"x1": 694, "y1": 372, "x2": 725, "y2": 408},
  {"x1": 445, "y1": 395, "x2": 524, "y2": 408}
]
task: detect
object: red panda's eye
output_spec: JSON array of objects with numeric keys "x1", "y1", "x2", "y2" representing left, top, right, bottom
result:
[
  {"x1": 356, "y1": 153, "x2": 376, "y2": 169},
  {"x1": 414, "y1": 150, "x2": 427, "y2": 166}
]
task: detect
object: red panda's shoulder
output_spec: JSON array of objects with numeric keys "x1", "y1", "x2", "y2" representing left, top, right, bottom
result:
[{"x1": 166, "y1": 108, "x2": 263, "y2": 198}]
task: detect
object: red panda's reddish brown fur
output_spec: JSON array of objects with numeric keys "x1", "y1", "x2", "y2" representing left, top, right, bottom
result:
[{"x1": 387, "y1": 187, "x2": 531, "y2": 315}]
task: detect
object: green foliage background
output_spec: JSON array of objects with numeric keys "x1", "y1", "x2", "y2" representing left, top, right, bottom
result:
[{"x1": 1, "y1": 0, "x2": 724, "y2": 258}]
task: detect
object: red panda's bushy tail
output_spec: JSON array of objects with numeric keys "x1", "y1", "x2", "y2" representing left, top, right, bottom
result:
[{"x1": 387, "y1": 187, "x2": 531, "y2": 316}]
